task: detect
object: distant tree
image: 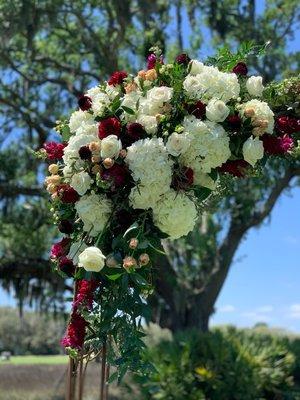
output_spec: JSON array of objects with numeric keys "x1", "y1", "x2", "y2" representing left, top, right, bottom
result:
[{"x1": 0, "y1": 307, "x2": 65, "y2": 354}]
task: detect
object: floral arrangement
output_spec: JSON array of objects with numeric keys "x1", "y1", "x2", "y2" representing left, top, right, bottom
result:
[{"x1": 39, "y1": 46, "x2": 299, "y2": 380}]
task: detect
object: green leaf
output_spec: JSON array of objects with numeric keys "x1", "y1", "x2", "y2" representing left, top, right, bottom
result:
[
  {"x1": 106, "y1": 273, "x2": 123, "y2": 281},
  {"x1": 130, "y1": 273, "x2": 149, "y2": 287},
  {"x1": 121, "y1": 106, "x2": 135, "y2": 115},
  {"x1": 123, "y1": 222, "x2": 139, "y2": 238},
  {"x1": 61, "y1": 125, "x2": 71, "y2": 141},
  {"x1": 148, "y1": 242, "x2": 166, "y2": 255}
]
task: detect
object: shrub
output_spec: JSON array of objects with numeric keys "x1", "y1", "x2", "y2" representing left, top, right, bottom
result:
[{"x1": 132, "y1": 326, "x2": 298, "y2": 400}]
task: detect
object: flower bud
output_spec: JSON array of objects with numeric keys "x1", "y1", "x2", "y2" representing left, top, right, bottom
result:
[
  {"x1": 48, "y1": 164, "x2": 59, "y2": 174},
  {"x1": 129, "y1": 238, "x2": 139, "y2": 249},
  {"x1": 92, "y1": 155, "x2": 101, "y2": 163},
  {"x1": 91, "y1": 164, "x2": 102, "y2": 174},
  {"x1": 145, "y1": 69, "x2": 157, "y2": 81},
  {"x1": 125, "y1": 82, "x2": 138, "y2": 93},
  {"x1": 103, "y1": 158, "x2": 114, "y2": 169},
  {"x1": 138, "y1": 70, "x2": 147, "y2": 79},
  {"x1": 47, "y1": 184, "x2": 57, "y2": 194},
  {"x1": 139, "y1": 253, "x2": 150, "y2": 266},
  {"x1": 89, "y1": 141, "x2": 101, "y2": 153},
  {"x1": 106, "y1": 255, "x2": 118, "y2": 268},
  {"x1": 123, "y1": 256, "x2": 137, "y2": 271}
]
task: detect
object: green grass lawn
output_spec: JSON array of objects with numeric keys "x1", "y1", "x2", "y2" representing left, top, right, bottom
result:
[{"x1": 1, "y1": 355, "x2": 68, "y2": 365}]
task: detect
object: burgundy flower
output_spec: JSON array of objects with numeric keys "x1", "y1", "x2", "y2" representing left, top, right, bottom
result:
[
  {"x1": 98, "y1": 117, "x2": 121, "y2": 139},
  {"x1": 172, "y1": 167, "x2": 194, "y2": 190},
  {"x1": 218, "y1": 160, "x2": 250, "y2": 177},
  {"x1": 115, "y1": 209, "x2": 134, "y2": 230},
  {"x1": 147, "y1": 54, "x2": 164, "y2": 70},
  {"x1": 61, "y1": 279, "x2": 98, "y2": 350},
  {"x1": 43, "y1": 142, "x2": 65, "y2": 160},
  {"x1": 175, "y1": 53, "x2": 191, "y2": 66},
  {"x1": 227, "y1": 114, "x2": 242, "y2": 131},
  {"x1": 58, "y1": 256, "x2": 75, "y2": 277},
  {"x1": 232, "y1": 62, "x2": 248, "y2": 76},
  {"x1": 57, "y1": 184, "x2": 80, "y2": 204},
  {"x1": 186, "y1": 101, "x2": 206, "y2": 119},
  {"x1": 101, "y1": 164, "x2": 130, "y2": 188},
  {"x1": 61, "y1": 312, "x2": 87, "y2": 349},
  {"x1": 79, "y1": 145, "x2": 92, "y2": 160},
  {"x1": 262, "y1": 134, "x2": 294, "y2": 155},
  {"x1": 51, "y1": 237, "x2": 71, "y2": 259},
  {"x1": 58, "y1": 219, "x2": 74, "y2": 234},
  {"x1": 125, "y1": 122, "x2": 145, "y2": 144},
  {"x1": 108, "y1": 71, "x2": 128, "y2": 86},
  {"x1": 276, "y1": 116, "x2": 300, "y2": 135},
  {"x1": 78, "y1": 95, "x2": 92, "y2": 111}
]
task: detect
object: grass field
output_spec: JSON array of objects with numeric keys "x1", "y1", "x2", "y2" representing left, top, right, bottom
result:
[
  {"x1": 1, "y1": 355, "x2": 68, "y2": 365},
  {"x1": 0, "y1": 356, "x2": 128, "y2": 400}
]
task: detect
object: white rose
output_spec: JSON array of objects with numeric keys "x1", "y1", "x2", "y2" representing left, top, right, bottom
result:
[
  {"x1": 246, "y1": 76, "x2": 264, "y2": 97},
  {"x1": 70, "y1": 171, "x2": 92, "y2": 195},
  {"x1": 189, "y1": 60, "x2": 204, "y2": 75},
  {"x1": 242, "y1": 136, "x2": 264, "y2": 166},
  {"x1": 206, "y1": 99, "x2": 230, "y2": 122},
  {"x1": 100, "y1": 135, "x2": 122, "y2": 159},
  {"x1": 136, "y1": 114, "x2": 158, "y2": 135},
  {"x1": 147, "y1": 86, "x2": 173, "y2": 105},
  {"x1": 78, "y1": 246, "x2": 106, "y2": 272},
  {"x1": 166, "y1": 132, "x2": 190, "y2": 156}
]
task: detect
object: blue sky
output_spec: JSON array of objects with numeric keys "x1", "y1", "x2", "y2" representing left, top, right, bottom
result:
[{"x1": 1, "y1": 2, "x2": 299, "y2": 332}]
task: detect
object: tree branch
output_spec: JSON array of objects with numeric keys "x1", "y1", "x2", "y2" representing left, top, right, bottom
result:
[{"x1": 0, "y1": 183, "x2": 44, "y2": 197}]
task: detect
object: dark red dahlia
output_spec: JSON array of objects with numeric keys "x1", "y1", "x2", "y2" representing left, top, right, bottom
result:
[
  {"x1": 74, "y1": 279, "x2": 98, "y2": 309},
  {"x1": 98, "y1": 117, "x2": 121, "y2": 139},
  {"x1": 108, "y1": 71, "x2": 128, "y2": 86},
  {"x1": 218, "y1": 160, "x2": 250, "y2": 178},
  {"x1": 262, "y1": 134, "x2": 294, "y2": 155},
  {"x1": 172, "y1": 167, "x2": 194, "y2": 190},
  {"x1": 43, "y1": 142, "x2": 65, "y2": 160},
  {"x1": 232, "y1": 62, "x2": 248, "y2": 76},
  {"x1": 186, "y1": 101, "x2": 206, "y2": 119},
  {"x1": 276, "y1": 116, "x2": 300, "y2": 135},
  {"x1": 58, "y1": 256, "x2": 75, "y2": 277},
  {"x1": 78, "y1": 95, "x2": 92, "y2": 111},
  {"x1": 58, "y1": 219, "x2": 74, "y2": 234},
  {"x1": 50, "y1": 237, "x2": 71, "y2": 259},
  {"x1": 227, "y1": 114, "x2": 242, "y2": 131},
  {"x1": 57, "y1": 184, "x2": 80, "y2": 203},
  {"x1": 79, "y1": 145, "x2": 92, "y2": 160},
  {"x1": 175, "y1": 53, "x2": 191, "y2": 66},
  {"x1": 126, "y1": 122, "x2": 145, "y2": 143},
  {"x1": 101, "y1": 164, "x2": 130, "y2": 188}
]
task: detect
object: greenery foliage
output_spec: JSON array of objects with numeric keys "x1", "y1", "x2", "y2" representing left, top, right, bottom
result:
[{"x1": 132, "y1": 326, "x2": 300, "y2": 400}]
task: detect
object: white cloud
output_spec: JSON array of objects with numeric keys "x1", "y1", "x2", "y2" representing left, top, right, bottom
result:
[
  {"x1": 288, "y1": 304, "x2": 300, "y2": 319},
  {"x1": 218, "y1": 304, "x2": 236, "y2": 313}
]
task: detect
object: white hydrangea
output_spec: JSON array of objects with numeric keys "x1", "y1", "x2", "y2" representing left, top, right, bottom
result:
[
  {"x1": 75, "y1": 193, "x2": 112, "y2": 236},
  {"x1": 129, "y1": 185, "x2": 164, "y2": 210},
  {"x1": 239, "y1": 99, "x2": 274, "y2": 133},
  {"x1": 125, "y1": 138, "x2": 173, "y2": 203},
  {"x1": 86, "y1": 86, "x2": 110, "y2": 116},
  {"x1": 183, "y1": 66, "x2": 240, "y2": 103},
  {"x1": 152, "y1": 190, "x2": 197, "y2": 239},
  {"x1": 63, "y1": 134, "x2": 100, "y2": 170},
  {"x1": 180, "y1": 117, "x2": 231, "y2": 173},
  {"x1": 69, "y1": 110, "x2": 97, "y2": 134},
  {"x1": 105, "y1": 83, "x2": 120, "y2": 100}
]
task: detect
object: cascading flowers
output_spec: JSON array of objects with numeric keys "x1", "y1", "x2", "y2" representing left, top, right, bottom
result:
[{"x1": 39, "y1": 46, "x2": 299, "y2": 378}]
